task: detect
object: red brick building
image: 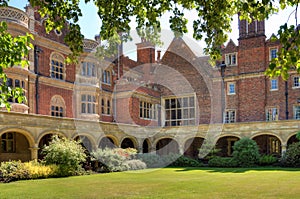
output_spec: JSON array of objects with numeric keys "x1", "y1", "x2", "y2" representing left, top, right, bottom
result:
[{"x1": 0, "y1": 5, "x2": 299, "y2": 162}]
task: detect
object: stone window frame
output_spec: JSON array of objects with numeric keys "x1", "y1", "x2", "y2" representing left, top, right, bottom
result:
[
  {"x1": 224, "y1": 109, "x2": 236, "y2": 123},
  {"x1": 81, "y1": 61, "x2": 97, "y2": 78},
  {"x1": 101, "y1": 96, "x2": 112, "y2": 116},
  {"x1": 81, "y1": 94, "x2": 97, "y2": 114},
  {"x1": 1, "y1": 132, "x2": 15, "y2": 153},
  {"x1": 6, "y1": 77, "x2": 26, "y2": 104},
  {"x1": 50, "y1": 95, "x2": 66, "y2": 117},
  {"x1": 225, "y1": 52, "x2": 237, "y2": 66},
  {"x1": 269, "y1": 47, "x2": 278, "y2": 61},
  {"x1": 139, "y1": 101, "x2": 157, "y2": 120},
  {"x1": 266, "y1": 106, "x2": 279, "y2": 121},
  {"x1": 270, "y1": 78, "x2": 278, "y2": 91},
  {"x1": 227, "y1": 82, "x2": 236, "y2": 95},
  {"x1": 102, "y1": 69, "x2": 111, "y2": 85},
  {"x1": 164, "y1": 94, "x2": 196, "y2": 127},
  {"x1": 50, "y1": 52, "x2": 66, "y2": 80}
]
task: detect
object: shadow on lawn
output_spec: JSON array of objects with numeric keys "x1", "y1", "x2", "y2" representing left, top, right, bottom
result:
[{"x1": 172, "y1": 167, "x2": 300, "y2": 173}]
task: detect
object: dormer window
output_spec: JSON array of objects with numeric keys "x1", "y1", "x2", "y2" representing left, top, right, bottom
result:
[{"x1": 225, "y1": 53, "x2": 237, "y2": 66}]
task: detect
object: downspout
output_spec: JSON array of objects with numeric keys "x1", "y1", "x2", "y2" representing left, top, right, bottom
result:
[
  {"x1": 285, "y1": 80, "x2": 289, "y2": 120},
  {"x1": 34, "y1": 45, "x2": 42, "y2": 114}
]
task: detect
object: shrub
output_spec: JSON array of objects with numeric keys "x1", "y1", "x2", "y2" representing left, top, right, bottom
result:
[
  {"x1": 168, "y1": 155, "x2": 204, "y2": 167},
  {"x1": 0, "y1": 160, "x2": 29, "y2": 183},
  {"x1": 258, "y1": 155, "x2": 278, "y2": 166},
  {"x1": 136, "y1": 153, "x2": 166, "y2": 168},
  {"x1": 232, "y1": 138, "x2": 260, "y2": 167},
  {"x1": 125, "y1": 159, "x2": 147, "y2": 170},
  {"x1": 281, "y1": 142, "x2": 300, "y2": 167},
  {"x1": 91, "y1": 148, "x2": 138, "y2": 172},
  {"x1": 42, "y1": 135, "x2": 87, "y2": 177},
  {"x1": 0, "y1": 160, "x2": 58, "y2": 183},
  {"x1": 208, "y1": 156, "x2": 238, "y2": 167}
]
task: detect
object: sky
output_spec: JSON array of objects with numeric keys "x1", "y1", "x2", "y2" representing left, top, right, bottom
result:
[{"x1": 8, "y1": 0, "x2": 299, "y2": 58}]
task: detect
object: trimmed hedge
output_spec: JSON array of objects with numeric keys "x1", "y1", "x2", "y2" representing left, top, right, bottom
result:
[{"x1": 208, "y1": 157, "x2": 238, "y2": 167}]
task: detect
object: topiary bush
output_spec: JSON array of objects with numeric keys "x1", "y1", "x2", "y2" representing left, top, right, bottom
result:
[
  {"x1": 280, "y1": 142, "x2": 300, "y2": 167},
  {"x1": 42, "y1": 135, "x2": 87, "y2": 177},
  {"x1": 232, "y1": 137, "x2": 260, "y2": 167},
  {"x1": 208, "y1": 156, "x2": 238, "y2": 167}
]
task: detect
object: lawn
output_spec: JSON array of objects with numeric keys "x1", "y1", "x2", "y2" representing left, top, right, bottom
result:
[{"x1": 1, "y1": 167, "x2": 300, "y2": 199}]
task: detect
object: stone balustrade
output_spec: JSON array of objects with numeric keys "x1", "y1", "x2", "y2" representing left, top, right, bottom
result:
[
  {"x1": 0, "y1": 6, "x2": 28, "y2": 29},
  {"x1": 83, "y1": 39, "x2": 99, "y2": 51}
]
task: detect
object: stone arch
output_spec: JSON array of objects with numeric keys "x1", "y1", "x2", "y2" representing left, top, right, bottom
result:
[
  {"x1": 215, "y1": 135, "x2": 240, "y2": 157},
  {"x1": 120, "y1": 137, "x2": 137, "y2": 149},
  {"x1": 37, "y1": 131, "x2": 66, "y2": 160},
  {"x1": 50, "y1": 95, "x2": 66, "y2": 117},
  {"x1": 142, "y1": 138, "x2": 151, "y2": 153},
  {"x1": 183, "y1": 137, "x2": 204, "y2": 159},
  {"x1": 98, "y1": 135, "x2": 118, "y2": 149},
  {"x1": 252, "y1": 134, "x2": 282, "y2": 156},
  {"x1": 287, "y1": 134, "x2": 298, "y2": 147},
  {"x1": 74, "y1": 134, "x2": 94, "y2": 152},
  {"x1": 155, "y1": 137, "x2": 179, "y2": 156},
  {"x1": 0, "y1": 128, "x2": 34, "y2": 162},
  {"x1": 0, "y1": 127, "x2": 35, "y2": 147}
]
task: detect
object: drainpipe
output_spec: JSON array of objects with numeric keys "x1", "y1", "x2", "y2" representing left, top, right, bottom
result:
[
  {"x1": 34, "y1": 45, "x2": 43, "y2": 114},
  {"x1": 285, "y1": 80, "x2": 289, "y2": 120}
]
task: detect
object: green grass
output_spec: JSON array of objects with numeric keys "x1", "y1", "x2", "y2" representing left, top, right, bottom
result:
[{"x1": 1, "y1": 167, "x2": 300, "y2": 199}]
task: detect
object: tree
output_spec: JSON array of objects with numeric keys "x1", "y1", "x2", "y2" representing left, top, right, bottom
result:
[
  {"x1": 0, "y1": 20, "x2": 33, "y2": 110},
  {"x1": 0, "y1": 0, "x2": 300, "y2": 107}
]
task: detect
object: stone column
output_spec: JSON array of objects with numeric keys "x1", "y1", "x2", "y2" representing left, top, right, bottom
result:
[
  {"x1": 29, "y1": 146, "x2": 39, "y2": 160},
  {"x1": 281, "y1": 144, "x2": 287, "y2": 157},
  {"x1": 136, "y1": 138, "x2": 145, "y2": 154}
]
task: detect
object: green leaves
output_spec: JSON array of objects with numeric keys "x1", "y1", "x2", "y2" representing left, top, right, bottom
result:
[
  {"x1": 0, "y1": 21, "x2": 33, "y2": 110},
  {"x1": 266, "y1": 23, "x2": 300, "y2": 80}
]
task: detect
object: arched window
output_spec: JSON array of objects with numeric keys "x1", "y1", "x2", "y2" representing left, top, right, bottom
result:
[
  {"x1": 50, "y1": 52, "x2": 65, "y2": 80},
  {"x1": 50, "y1": 95, "x2": 66, "y2": 117}
]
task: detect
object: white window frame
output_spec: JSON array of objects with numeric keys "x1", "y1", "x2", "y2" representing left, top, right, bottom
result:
[
  {"x1": 266, "y1": 107, "x2": 278, "y2": 121},
  {"x1": 227, "y1": 82, "x2": 236, "y2": 95},
  {"x1": 225, "y1": 53, "x2": 237, "y2": 66},
  {"x1": 293, "y1": 76, "x2": 300, "y2": 88},
  {"x1": 50, "y1": 53, "x2": 65, "y2": 80},
  {"x1": 139, "y1": 101, "x2": 157, "y2": 120},
  {"x1": 270, "y1": 79, "x2": 278, "y2": 91},
  {"x1": 164, "y1": 95, "x2": 196, "y2": 126},
  {"x1": 294, "y1": 105, "x2": 300, "y2": 120},
  {"x1": 269, "y1": 47, "x2": 278, "y2": 61},
  {"x1": 224, "y1": 109, "x2": 236, "y2": 123}
]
